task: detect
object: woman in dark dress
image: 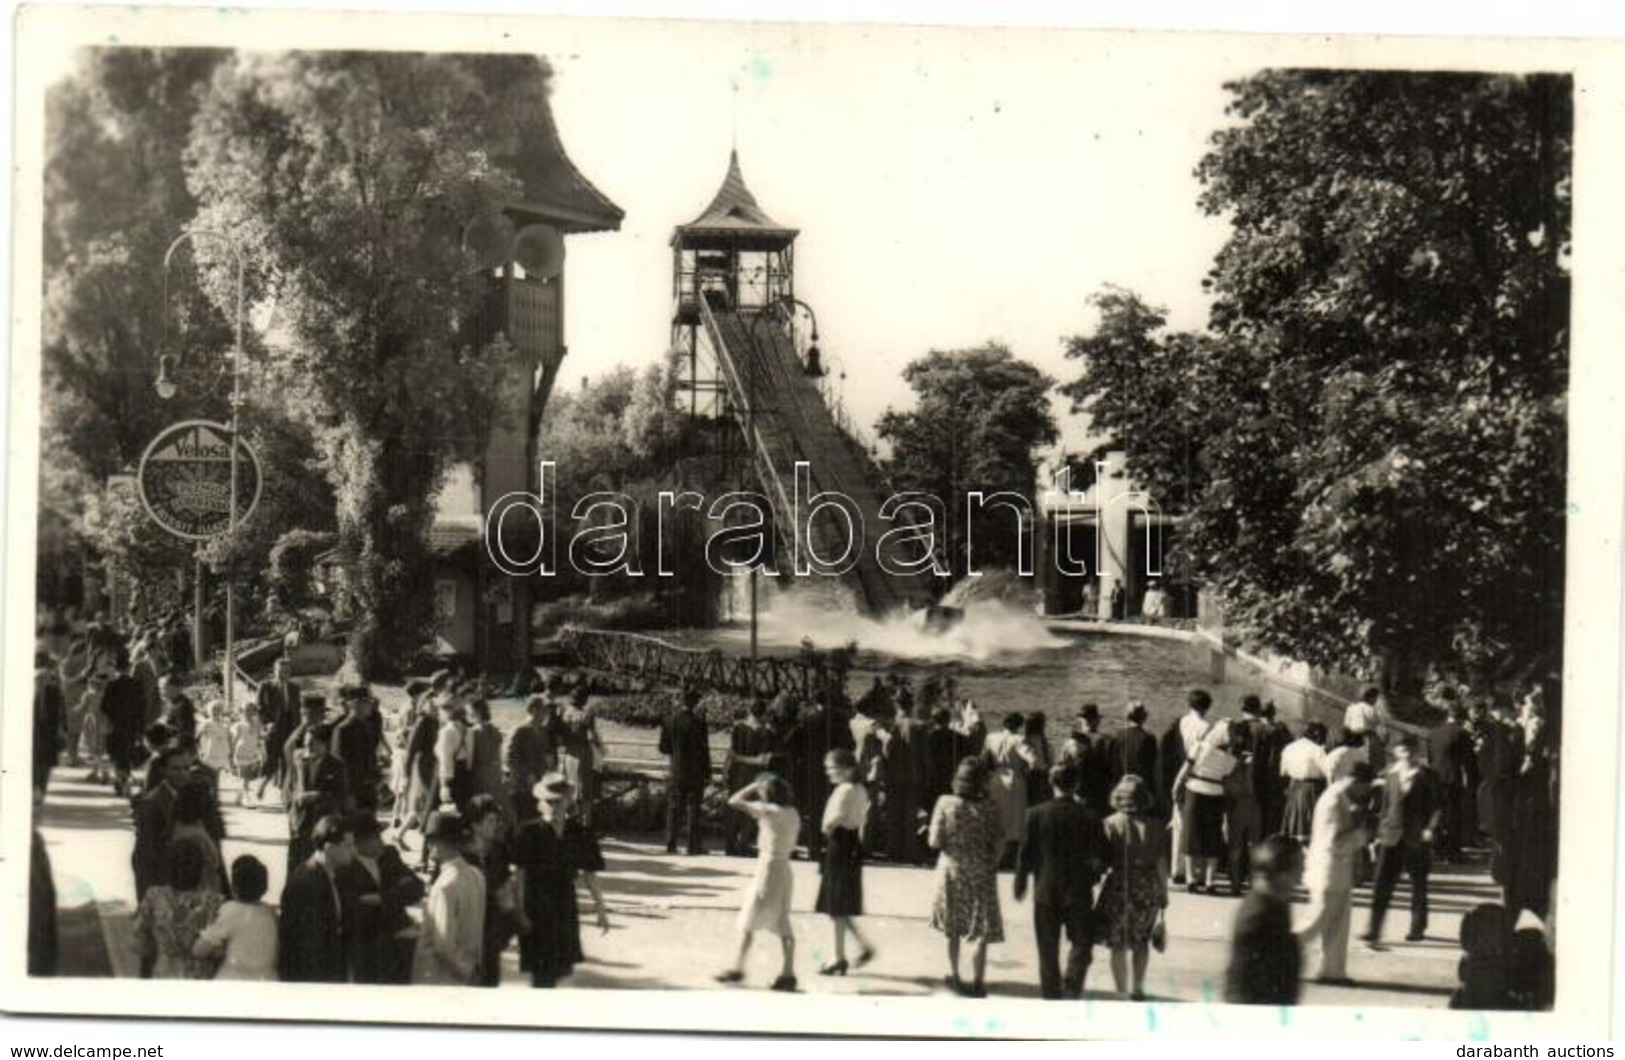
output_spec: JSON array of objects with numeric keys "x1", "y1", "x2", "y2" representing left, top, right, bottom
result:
[
  {"x1": 815, "y1": 750, "x2": 875, "y2": 975},
  {"x1": 465, "y1": 794, "x2": 514, "y2": 987},
  {"x1": 513, "y1": 773, "x2": 610, "y2": 988}
]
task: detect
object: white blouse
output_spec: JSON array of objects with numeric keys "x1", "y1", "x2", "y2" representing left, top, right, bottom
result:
[
  {"x1": 197, "y1": 900, "x2": 278, "y2": 981},
  {"x1": 822, "y1": 781, "x2": 870, "y2": 833}
]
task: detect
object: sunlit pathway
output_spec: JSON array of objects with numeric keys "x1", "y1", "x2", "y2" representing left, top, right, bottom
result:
[{"x1": 38, "y1": 766, "x2": 1494, "y2": 1005}]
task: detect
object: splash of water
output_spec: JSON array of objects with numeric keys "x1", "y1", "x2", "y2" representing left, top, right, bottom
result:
[{"x1": 745, "y1": 579, "x2": 1066, "y2": 663}]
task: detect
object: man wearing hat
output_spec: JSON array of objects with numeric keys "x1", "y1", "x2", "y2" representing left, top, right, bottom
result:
[
  {"x1": 1110, "y1": 703, "x2": 1159, "y2": 791},
  {"x1": 507, "y1": 696, "x2": 561, "y2": 816},
  {"x1": 333, "y1": 685, "x2": 382, "y2": 814},
  {"x1": 288, "y1": 724, "x2": 349, "y2": 875},
  {"x1": 412, "y1": 811, "x2": 486, "y2": 985},
  {"x1": 278, "y1": 813, "x2": 356, "y2": 983},
  {"x1": 339, "y1": 813, "x2": 425, "y2": 985},
  {"x1": 660, "y1": 685, "x2": 712, "y2": 856},
  {"x1": 281, "y1": 693, "x2": 329, "y2": 796},
  {"x1": 1061, "y1": 704, "x2": 1114, "y2": 816}
]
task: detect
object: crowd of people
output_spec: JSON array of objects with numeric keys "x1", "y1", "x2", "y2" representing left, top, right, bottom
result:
[{"x1": 28, "y1": 611, "x2": 1559, "y2": 1006}]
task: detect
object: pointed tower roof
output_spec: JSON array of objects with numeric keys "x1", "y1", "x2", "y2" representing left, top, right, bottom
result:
[{"x1": 673, "y1": 150, "x2": 798, "y2": 250}]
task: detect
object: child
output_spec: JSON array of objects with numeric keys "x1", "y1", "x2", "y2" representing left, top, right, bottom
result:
[
  {"x1": 197, "y1": 700, "x2": 233, "y2": 779},
  {"x1": 78, "y1": 673, "x2": 109, "y2": 785},
  {"x1": 230, "y1": 707, "x2": 267, "y2": 808},
  {"x1": 815, "y1": 749, "x2": 876, "y2": 976},
  {"x1": 193, "y1": 855, "x2": 278, "y2": 980},
  {"x1": 1223, "y1": 835, "x2": 1305, "y2": 1005}
]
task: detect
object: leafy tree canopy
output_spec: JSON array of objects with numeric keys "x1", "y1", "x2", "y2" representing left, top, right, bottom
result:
[{"x1": 1064, "y1": 71, "x2": 1570, "y2": 694}]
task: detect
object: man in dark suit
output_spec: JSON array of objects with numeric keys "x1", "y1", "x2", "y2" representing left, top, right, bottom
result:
[
  {"x1": 1014, "y1": 763, "x2": 1107, "y2": 999},
  {"x1": 1253, "y1": 702, "x2": 1293, "y2": 836},
  {"x1": 660, "y1": 685, "x2": 711, "y2": 855},
  {"x1": 1067, "y1": 704, "x2": 1115, "y2": 815},
  {"x1": 256, "y1": 658, "x2": 301, "y2": 802},
  {"x1": 281, "y1": 694, "x2": 329, "y2": 795},
  {"x1": 1364, "y1": 735, "x2": 1443, "y2": 945},
  {"x1": 278, "y1": 814, "x2": 356, "y2": 982},
  {"x1": 339, "y1": 815, "x2": 426, "y2": 984},
  {"x1": 288, "y1": 724, "x2": 349, "y2": 875},
  {"x1": 505, "y1": 695, "x2": 559, "y2": 809},
  {"x1": 1109, "y1": 702, "x2": 1158, "y2": 789},
  {"x1": 787, "y1": 693, "x2": 856, "y2": 862},
  {"x1": 332, "y1": 687, "x2": 382, "y2": 814},
  {"x1": 1427, "y1": 699, "x2": 1477, "y2": 861},
  {"x1": 99, "y1": 655, "x2": 148, "y2": 797}
]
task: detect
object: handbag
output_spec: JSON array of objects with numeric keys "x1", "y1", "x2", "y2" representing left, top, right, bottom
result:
[{"x1": 1150, "y1": 912, "x2": 1168, "y2": 953}]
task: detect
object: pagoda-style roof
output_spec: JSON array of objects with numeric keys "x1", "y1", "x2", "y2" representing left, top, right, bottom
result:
[
  {"x1": 467, "y1": 55, "x2": 624, "y2": 234},
  {"x1": 673, "y1": 150, "x2": 798, "y2": 250}
]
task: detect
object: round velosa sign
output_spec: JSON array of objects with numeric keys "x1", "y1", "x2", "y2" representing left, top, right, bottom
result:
[{"x1": 137, "y1": 420, "x2": 263, "y2": 540}]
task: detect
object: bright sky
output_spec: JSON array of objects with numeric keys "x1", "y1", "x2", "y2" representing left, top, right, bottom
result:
[
  {"x1": 36, "y1": 19, "x2": 1244, "y2": 458},
  {"x1": 538, "y1": 20, "x2": 1239, "y2": 457}
]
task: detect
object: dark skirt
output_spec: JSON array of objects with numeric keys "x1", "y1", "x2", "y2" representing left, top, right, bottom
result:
[
  {"x1": 814, "y1": 826, "x2": 864, "y2": 918},
  {"x1": 1280, "y1": 778, "x2": 1325, "y2": 840},
  {"x1": 1182, "y1": 791, "x2": 1227, "y2": 857}
]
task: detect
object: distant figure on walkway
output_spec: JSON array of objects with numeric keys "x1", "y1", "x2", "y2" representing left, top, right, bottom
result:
[
  {"x1": 1224, "y1": 836, "x2": 1305, "y2": 1005},
  {"x1": 133, "y1": 842, "x2": 224, "y2": 980},
  {"x1": 929, "y1": 758, "x2": 1005, "y2": 998},
  {"x1": 278, "y1": 814, "x2": 355, "y2": 983},
  {"x1": 466, "y1": 698, "x2": 507, "y2": 814},
  {"x1": 1364, "y1": 735, "x2": 1441, "y2": 945},
  {"x1": 33, "y1": 651, "x2": 65, "y2": 803},
  {"x1": 435, "y1": 696, "x2": 472, "y2": 814},
  {"x1": 724, "y1": 700, "x2": 775, "y2": 857},
  {"x1": 194, "y1": 855, "x2": 277, "y2": 981},
  {"x1": 158, "y1": 675, "x2": 197, "y2": 745},
  {"x1": 1163, "y1": 690, "x2": 1215, "y2": 885},
  {"x1": 505, "y1": 695, "x2": 560, "y2": 811},
  {"x1": 557, "y1": 685, "x2": 605, "y2": 830},
  {"x1": 1172, "y1": 718, "x2": 1239, "y2": 894},
  {"x1": 1297, "y1": 763, "x2": 1373, "y2": 984},
  {"x1": 1014, "y1": 763, "x2": 1106, "y2": 1000},
  {"x1": 100, "y1": 654, "x2": 147, "y2": 797},
  {"x1": 230, "y1": 707, "x2": 267, "y2": 809},
  {"x1": 412, "y1": 811, "x2": 486, "y2": 986},
  {"x1": 1254, "y1": 702, "x2": 1293, "y2": 836},
  {"x1": 1108, "y1": 702, "x2": 1158, "y2": 795},
  {"x1": 715, "y1": 774, "x2": 801, "y2": 992},
  {"x1": 815, "y1": 749, "x2": 875, "y2": 977},
  {"x1": 514, "y1": 774, "x2": 609, "y2": 988},
  {"x1": 287, "y1": 725, "x2": 348, "y2": 874},
  {"x1": 197, "y1": 700, "x2": 232, "y2": 777},
  {"x1": 1140, "y1": 580, "x2": 1168, "y2": 622},
  {"x1": 1022, "y1": 712, "x2": 1054, "y2": 807},
  {"x1": 1428, "y1": 698, "x2": 1478, "y2": 861},
  {"x1": 1343, "y1": 686, "x2": 1391, "y2": 771},
  {"x1": 401, "y1": 691, "x2": 441, "y2": 854},
  {"x1": 256, "y1": 658, "x2": 301, "y2": 803},
  {"x1": 1278, "y1": 721, "x2": 1329, "y2": 843},
  {"x1": 333, "y1": 687, "x2": 382, "y2": 814},
  {"x1": 982, "y1": 713, "x2": 1037, "y2": 869},
  {"x1": 661, "y1": 685, "x2": 712, "y2": 856},
  {"x1": 1094, "y1": 774, "x2": 1168, "y2": 1001},
  {"x1": 1060, "y1": 703, "x2": 1113, "y2": 816}
]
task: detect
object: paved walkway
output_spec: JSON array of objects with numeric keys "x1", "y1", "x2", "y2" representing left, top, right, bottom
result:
[{"x1": 37, "y1": 766, "x2": 1493, "y2": 1005}]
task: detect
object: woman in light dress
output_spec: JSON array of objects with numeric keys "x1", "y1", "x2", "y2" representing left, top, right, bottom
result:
[
  {"x1": 132, "y1": 843, "x2": 224, "y2": 979},
  {"x1": 194, "y1": 855, "x2": 277, "y2": 980},
  {"x1": 981, "y1": 713, "x2": 1038, "y2": 868},
  {"x1": 928, "y1": 757, "x2": 1005, "y2": 997},
  {"x1": 716, "y1": 773, "x2": 801, "y2": 992}
]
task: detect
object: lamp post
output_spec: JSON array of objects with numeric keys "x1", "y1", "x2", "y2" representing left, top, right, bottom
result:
[{"x1": 160, "y1": 229, "x2": 246, "y2": 717}]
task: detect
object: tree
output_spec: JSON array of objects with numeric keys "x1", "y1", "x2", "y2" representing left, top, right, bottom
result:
[
  {"x1": 42, "y1": 50, "x2": 336, "y2": 630},
  {"x1": 877, "y1": 344, "x2": 1058, "y2": 577},
  {"x1": 1065, "y1": 71, "x2": 1570, "y2": 699},
  {"x1": 186, "y1": 52, "x2": 539, "y2": 677}
]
